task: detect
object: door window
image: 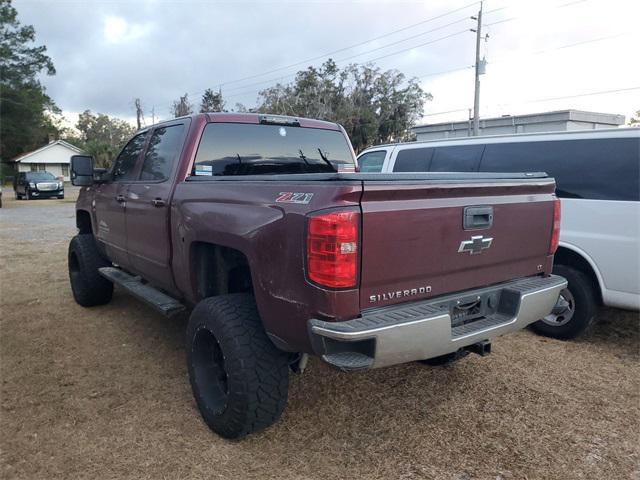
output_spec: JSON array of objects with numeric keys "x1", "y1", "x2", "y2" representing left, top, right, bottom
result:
[
  {"x1": 112, "y1": 133, "x2": 147, "y2": 181},
  {"x1": 140, "y1": 125, "x2": 185, "y2": 181}
]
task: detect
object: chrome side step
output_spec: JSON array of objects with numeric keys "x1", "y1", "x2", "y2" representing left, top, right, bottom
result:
[{"x1": 98, "y1": 267, "x2": 185, "y2": 317}]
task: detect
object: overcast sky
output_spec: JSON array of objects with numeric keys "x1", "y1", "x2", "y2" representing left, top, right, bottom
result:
[{"x1": 14, "y1": 0, "x2": 640, "y2": 128}]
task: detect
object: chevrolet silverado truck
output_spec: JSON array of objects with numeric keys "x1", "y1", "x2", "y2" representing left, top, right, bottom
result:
[{"x1": 68, "y1": 113, "x2": 566, "y2": 439}]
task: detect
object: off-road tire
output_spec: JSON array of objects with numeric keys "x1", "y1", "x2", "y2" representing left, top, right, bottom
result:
[
  {"x1": 68, "y1": 234, "x2": 113, "y2": 307},
  {"x1": 530, "y1": 264, "x2": 597, "y2": 340},
  {"x1": 186, "y1": 294, "x2": 290, "y2": 439}
]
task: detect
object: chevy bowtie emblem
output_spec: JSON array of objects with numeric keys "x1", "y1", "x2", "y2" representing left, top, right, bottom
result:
[{"x1": 458, "y1": 235, "x2": 493, "y2": 255}]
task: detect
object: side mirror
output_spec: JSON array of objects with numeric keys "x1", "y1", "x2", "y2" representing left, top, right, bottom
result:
[{"x1": 70, "y1": 155, "x2": 94, "y2": 186}]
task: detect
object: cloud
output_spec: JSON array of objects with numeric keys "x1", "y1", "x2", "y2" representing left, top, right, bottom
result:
[
  {"x1": 13, "y1": 0, "x2": 639, "y2": 125},
  {"x1": 103, "y1": 16, "x2": 152, "y2": 44}
]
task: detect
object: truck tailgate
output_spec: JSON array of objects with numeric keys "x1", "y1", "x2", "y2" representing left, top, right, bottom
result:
[{"x1": 359, "y1": 174, "x2": 557, "y2": 308}]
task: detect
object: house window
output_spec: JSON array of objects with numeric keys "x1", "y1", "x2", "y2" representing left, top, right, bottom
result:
[
  {"x1": 61, "y1": 164, "x2": 69, "y2": 177},
  {"x1": 37, "y1": 164, "x2": 46, "y2": 171},
  {"x1": 30, "y1": 164, "x2": 38, "y2": 172}
]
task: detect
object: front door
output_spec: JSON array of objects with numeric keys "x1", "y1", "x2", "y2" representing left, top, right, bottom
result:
[
  {"x1": 125, "y1": 122, "x2": 187, "y2": 293},
  {"x1": 93, "y1": 132, "x2": 148, "y2": 268}
]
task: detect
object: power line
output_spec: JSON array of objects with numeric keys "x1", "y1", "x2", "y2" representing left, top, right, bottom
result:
[
  {"x1": 219, "y1": 16, "x2": 475, "y2": 97},
  {"x1": 214, "y1": 29, "x2": 472, "y2": 101},
  {"x1": 219, "y1": 0, "x2": 591, "y2": 102},
  {"x1": 414, "y1": 32, "x2": 629, "y2": 84},
  {"x1": 153, "y1": 0, "x2": 600, "y2": 116},
  {"x1": 153, "y1": 3, "x2": 483, "y2": 112},
  {"x1": 217, "y1": 1, "x2": 480, "y2": 88},
  {"x1": 421, "y1": 86, "x2": 640, "y2": 118}
]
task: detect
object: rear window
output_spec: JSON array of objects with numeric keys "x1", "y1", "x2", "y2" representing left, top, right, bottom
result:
[
  {"x1": 193, "y1": 123, "x2": 355, "y2": 176},
  {"x1": 358, "y1": 150, "x2": 386, "y2": 172},
  {"x1": 480, "y1": 138, "x2": 640, "y2": 201}
]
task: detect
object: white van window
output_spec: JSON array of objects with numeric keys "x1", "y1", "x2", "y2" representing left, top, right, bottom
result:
[
  {"x1": 481, "y1": 138, "x2": 639, "y2": 201},
  {"x1": 358, "y1": 150, "x2": 386, "y2": 172},
  {"x1": 393, "y1": 148, "x2": 433, "y2": 172},
  {"x1": 430, "y1": 145, "x2": 484, "y2": 172}
]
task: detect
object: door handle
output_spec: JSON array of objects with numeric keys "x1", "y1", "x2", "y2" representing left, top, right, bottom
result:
[
  {"x1": 116, "y1": 195, "x2": 126, "y2": 203},
  {"x1": 151, "y1": 198, "x2": 165, "y2": 207}
]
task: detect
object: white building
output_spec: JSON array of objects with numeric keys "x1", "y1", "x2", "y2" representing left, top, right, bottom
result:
[
  {"x1": 411, "y1": 110, "x2": 625, "y2": 142},
  {"x1": 12, "y1": 140, "x2": 83, "y2": 181}
]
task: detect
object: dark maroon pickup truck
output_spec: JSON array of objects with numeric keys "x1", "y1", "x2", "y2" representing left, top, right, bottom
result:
[{"x1": 68, "y1": 113, "x2": 565, "y2": 439}]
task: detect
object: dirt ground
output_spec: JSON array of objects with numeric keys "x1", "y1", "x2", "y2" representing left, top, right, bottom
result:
[{"x1": 1, "y1": 191, "x2": 638, "y2": 480}]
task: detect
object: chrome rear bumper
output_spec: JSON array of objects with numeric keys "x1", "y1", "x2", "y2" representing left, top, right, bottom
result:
[{"x1": 309, "y1": 275, "x2": 567, "y2": 370}]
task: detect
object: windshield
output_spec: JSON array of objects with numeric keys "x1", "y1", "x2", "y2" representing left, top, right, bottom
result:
[
  {"x1": 27, "y1": 171, "x2": 57, "y2": 181},
  {"x1": 192, "y1": 123, "x2": 355, "y2": 176}
]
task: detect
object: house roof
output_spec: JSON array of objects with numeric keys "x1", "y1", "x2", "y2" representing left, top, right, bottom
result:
[{"x1": 12, "y1": 140, "x2": 83, "y2": 163}]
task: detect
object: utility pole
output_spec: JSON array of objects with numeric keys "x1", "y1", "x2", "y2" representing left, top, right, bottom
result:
[{"x1": 471, "y1": 1, "x2": 483, "y2": 136}]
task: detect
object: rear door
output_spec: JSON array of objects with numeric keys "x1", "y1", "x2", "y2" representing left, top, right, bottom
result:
[
  {"x1": 358, "y1": 175, "x2": 557, "y2": 308},
  {"x1": 93, "y1": 132, "x2": 148, "y2": 268},
  {"x1": 125, "y1": 121, "x2": 188, "y2": 292}
]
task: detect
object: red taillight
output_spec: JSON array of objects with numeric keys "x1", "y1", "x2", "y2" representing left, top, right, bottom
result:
[
  {"x1": 307, "y1": 210, "x2": 359, "y2": 288},
  {"x1": 549, "y1": 198, "x2": 561, "y2": 254}
]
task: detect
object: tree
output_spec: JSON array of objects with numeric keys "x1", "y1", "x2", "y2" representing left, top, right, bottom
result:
[
  {"x1": 200, "y1": 88, "x2": 225, "y2": 113},
  {"x1": 72, "y1": 110, "x2": 135, "y2": 167},
  {"x1": 172, "y1": 93, "x2": 193, "y2": 118},
  {"x1": 256, "y1": 60, "x2": 431, "y2": 152},
  {"x1": 629, "y1": 110, "x2": 639, "y2": 126},
  {"x1": 134, "y1": 98, "x2": 144, "y2": 129},
  {"x1": 0, "y1": 0, "x2": 59, "y2": 161}
]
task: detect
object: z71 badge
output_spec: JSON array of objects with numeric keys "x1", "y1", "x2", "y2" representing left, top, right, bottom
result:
[{"x1": 275, "y1": 192, "x2": 314, "y2": 204}]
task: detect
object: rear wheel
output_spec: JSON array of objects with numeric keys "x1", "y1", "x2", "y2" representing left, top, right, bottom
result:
[
  {"x1": 68, "y1": 234, "x2": 113, "y2": 306},
  {"x1": 530, "y1": 264, "x2": 597, "y2": 339},
  {"x1": 186, "y1": 294, "x2": 289, "y2": 439}
]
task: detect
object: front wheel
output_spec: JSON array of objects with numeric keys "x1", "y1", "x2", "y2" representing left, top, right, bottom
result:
[
  {"x1": 186, "y1": 294, "x2": 290, "y2": 439},
  {"x1": 68, "y1": 234, "x2": 113, "y2": 306},
  {"x1": 530, "y1": 264, "x2": 598, "y2": 340}
]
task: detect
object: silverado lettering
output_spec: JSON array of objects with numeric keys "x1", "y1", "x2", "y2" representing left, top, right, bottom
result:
[{"x1": 369, "y1": 286, "x2": 432, "y2": 303}]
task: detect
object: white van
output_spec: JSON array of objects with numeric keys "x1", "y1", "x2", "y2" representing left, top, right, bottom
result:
[{"x1": 357, "y1": 128, "x2": 640, "y2": 339}]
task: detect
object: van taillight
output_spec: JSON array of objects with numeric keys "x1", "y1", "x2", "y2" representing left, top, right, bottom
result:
[
  {"x1": 549, "y1": 198, "x2": 561, "y2": 255},
  {"x1": 307, "y1": 210, "x2": 359, "y2": 288}
]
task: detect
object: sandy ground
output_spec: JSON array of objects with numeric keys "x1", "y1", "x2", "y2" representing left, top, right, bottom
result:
[{"x1": 0, "y1": 191, "x2": 638, "y2": 480}]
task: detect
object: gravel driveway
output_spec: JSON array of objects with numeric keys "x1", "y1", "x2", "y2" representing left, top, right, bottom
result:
[{"x1": 1, "y1": 192, "x2": 638, "y2": 480}]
